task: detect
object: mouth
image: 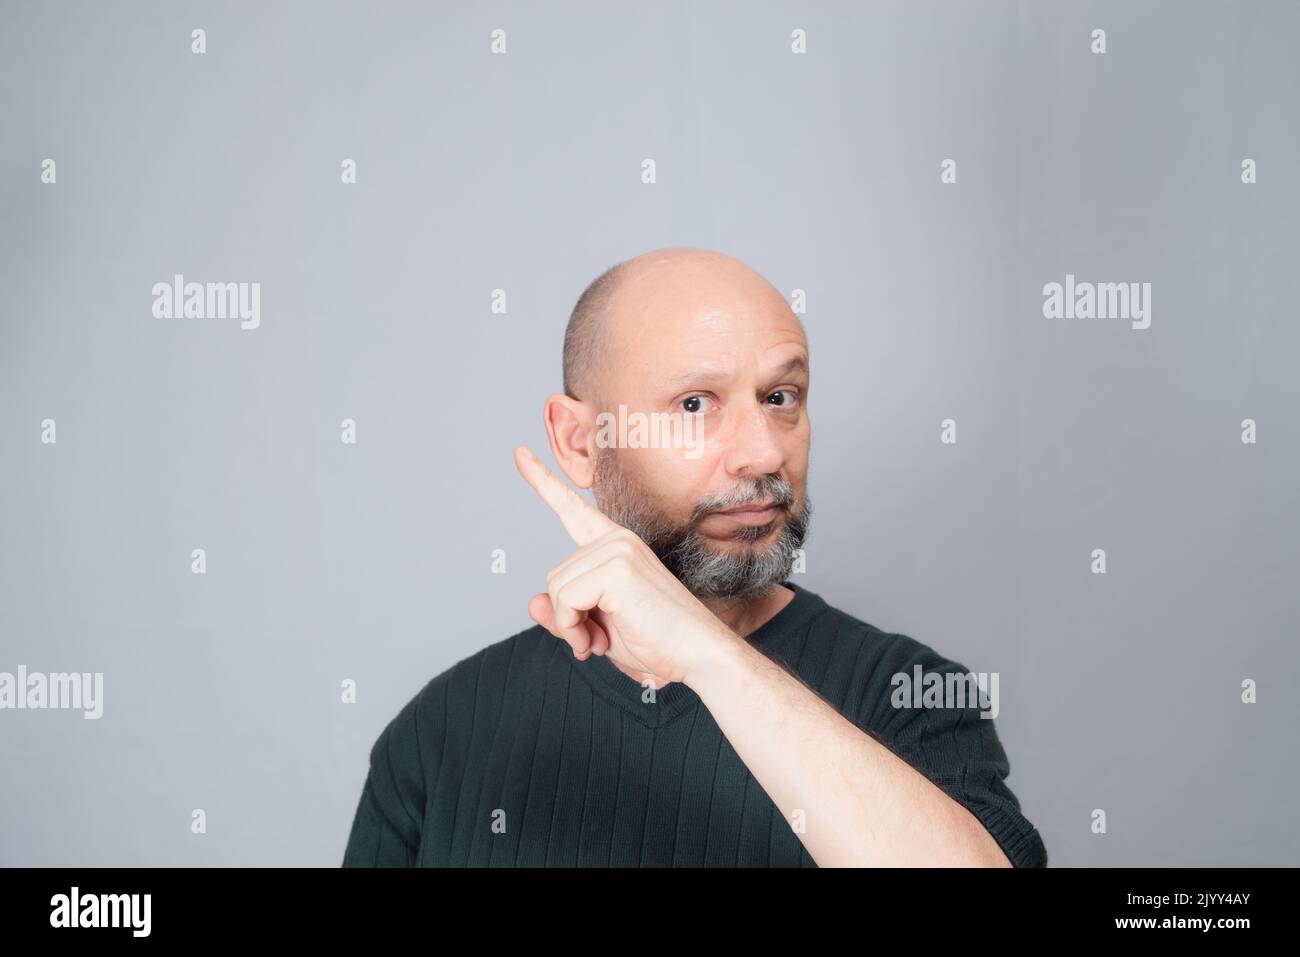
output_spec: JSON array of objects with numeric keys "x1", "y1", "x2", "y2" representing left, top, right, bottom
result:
[{"x1": 711, "y1": 501, "x2": 784, "y2": 525}]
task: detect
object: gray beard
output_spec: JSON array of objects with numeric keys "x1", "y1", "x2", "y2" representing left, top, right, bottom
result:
[{"x1": 592, "y1": 450, "x2": 812, "y2": 601}]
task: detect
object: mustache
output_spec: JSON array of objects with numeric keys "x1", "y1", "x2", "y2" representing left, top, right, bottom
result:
[{"x1": 691, "y1": 476, "x2": 796, "y2": 523}]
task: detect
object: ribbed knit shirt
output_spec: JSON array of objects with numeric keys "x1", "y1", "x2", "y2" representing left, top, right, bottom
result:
[{"x1": 342, "y1": 581, "x2": 1048, "y2": 867}]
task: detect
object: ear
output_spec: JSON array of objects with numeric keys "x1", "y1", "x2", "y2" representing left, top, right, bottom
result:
[{"x1": 542, "y1": 393, "x2": 598, "y2": 490}]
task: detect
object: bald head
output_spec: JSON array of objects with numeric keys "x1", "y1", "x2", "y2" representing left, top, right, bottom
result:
[
  {"x1": 561, "y1": 259, "x2": 630, "y2": 406},
  {"x1": 561, "y1": 247, "x2": 798, "y2": 408}
]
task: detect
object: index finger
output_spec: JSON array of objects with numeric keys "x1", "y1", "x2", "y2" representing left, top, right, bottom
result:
[{"x1": 513, "y1": 445, "x2": 618, "y2": 547}]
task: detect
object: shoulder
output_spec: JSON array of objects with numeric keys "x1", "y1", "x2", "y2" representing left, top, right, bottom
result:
[
  {"x1": 352, "y1": 625, "x2": 550, "y2": 857},
  {"x1": 367, "y1": 623, "x2": 552, "y2": 768},
  {"x1": 810, "y1": 596, "x2": 968, "y2": 682},
  {"x1": 802, "y1": 592, "x2": 995, "y2": 744}
]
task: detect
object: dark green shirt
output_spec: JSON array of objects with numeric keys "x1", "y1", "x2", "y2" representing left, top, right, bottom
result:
[{"x1": 342, "y1": 581, "x2": 1048, "y2": 867}]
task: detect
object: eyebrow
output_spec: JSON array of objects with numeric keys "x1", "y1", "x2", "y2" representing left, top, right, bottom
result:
[
  {"x1": 770, "y1": 355, "x2": 809, "y2": 380},
  {"x1": 665, "y1": 355, "x2": 809, "y2": 391}
]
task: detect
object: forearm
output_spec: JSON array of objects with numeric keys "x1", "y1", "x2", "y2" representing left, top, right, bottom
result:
[{"x1": 686, "y1": 627, "x2": 1011, "y2": 867}]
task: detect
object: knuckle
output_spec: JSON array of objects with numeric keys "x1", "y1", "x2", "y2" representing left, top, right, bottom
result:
[
  {"x1": 553, "y1": 581, "x2": 575, "y2": 615},
  {"x1": 599, "y1": 530, "x2": 636, "y2": 557}
]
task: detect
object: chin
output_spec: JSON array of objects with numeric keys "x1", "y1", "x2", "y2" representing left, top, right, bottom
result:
[
  {"x1": 734, "y1": 523, "x2": 784, "y2": 545},
  {"x1": 701, "y1": 532, "x2": 770, "y2": 552}
]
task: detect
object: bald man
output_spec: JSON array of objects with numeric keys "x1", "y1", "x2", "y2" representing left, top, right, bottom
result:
[{"x1": 342, "y1": 247, "x2": 1047, "y2": 868}]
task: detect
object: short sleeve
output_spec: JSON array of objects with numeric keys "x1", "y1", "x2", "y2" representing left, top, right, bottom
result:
[
  {"x1": 342, "y1": 690, "x2": 430, "y2": 867},
  {"x1": 856, "y1": 634, "x2": 1048, "y2": 868}
]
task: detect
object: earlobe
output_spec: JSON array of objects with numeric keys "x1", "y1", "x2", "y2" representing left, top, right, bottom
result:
[{"x1": 542, "y1": 393, "x2": 597, "y2": 489}]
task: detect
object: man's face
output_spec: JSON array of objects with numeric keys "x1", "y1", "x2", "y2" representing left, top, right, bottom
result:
[{"x1": 587, "y1": 258, "x2": 811, "y2": 600}]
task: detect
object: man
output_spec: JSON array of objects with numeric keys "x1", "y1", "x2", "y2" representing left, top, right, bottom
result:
[{"x1": 342, "y1": 247, "x2": 1047, "y2": 868}]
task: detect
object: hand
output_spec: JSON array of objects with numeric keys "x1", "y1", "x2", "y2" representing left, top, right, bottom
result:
[{"x1": 513, "y1": 444, "x2": 734, "y2": 687}]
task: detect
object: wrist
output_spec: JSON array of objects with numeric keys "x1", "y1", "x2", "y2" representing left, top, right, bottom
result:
[{"x1": 681, "y1": 620, "x2": 746, "y2": 694}]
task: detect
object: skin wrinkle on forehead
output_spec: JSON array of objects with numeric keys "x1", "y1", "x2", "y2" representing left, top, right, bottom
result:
[
  {"x1": 593, "y1": 251, "x2": 805, "y2": 405},
  {"x1": 618, "y1": 332, "x2": 808, "y2": 408}
]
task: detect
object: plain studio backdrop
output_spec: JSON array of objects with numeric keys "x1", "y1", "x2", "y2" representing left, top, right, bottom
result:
[{"x1": 1, "y1": 0, "x2": 1297, "y2": 866}]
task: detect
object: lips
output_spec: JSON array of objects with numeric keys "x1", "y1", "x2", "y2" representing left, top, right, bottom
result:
[
  {"x1": 709, "y1": 502, "x2": 786, "y2": 528},
  {"x1": 716, "y1": 501, "x2": 781, "y2": 515}
]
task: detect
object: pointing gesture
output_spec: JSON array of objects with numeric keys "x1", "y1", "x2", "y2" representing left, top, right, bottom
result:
[
  {"x1": 513, "y1": 445, "x2": 619, "y2": 547},
  {"x1": 512, "y1": 444, "x2": 735, "y2": 688}
]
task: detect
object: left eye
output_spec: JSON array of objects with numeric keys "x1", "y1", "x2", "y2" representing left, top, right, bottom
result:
[{"x1": 767, "y1": 390, "x2": 798, "y2": 407}]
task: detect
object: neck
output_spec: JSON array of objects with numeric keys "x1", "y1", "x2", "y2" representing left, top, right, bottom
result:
[{"x1": 699, "y1": 583, "x2": 795, "y2": 638}]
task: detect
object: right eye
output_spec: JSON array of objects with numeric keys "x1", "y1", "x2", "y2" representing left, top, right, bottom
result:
[{"x1": 681, "y1": 395, "x2": 716, "y2": 415}]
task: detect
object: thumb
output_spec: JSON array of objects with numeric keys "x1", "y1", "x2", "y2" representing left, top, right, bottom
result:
[
  {"x1": 529, "y1": 592, "x2": 610, "y2": 659},
  {"x1": 528, "y1": 592, "x2": 557, "y2": 633}
]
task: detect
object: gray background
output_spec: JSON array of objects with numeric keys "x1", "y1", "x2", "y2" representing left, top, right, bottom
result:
[{"x1": 2, "y1": 0, "x2": 1297, "y2": 866}]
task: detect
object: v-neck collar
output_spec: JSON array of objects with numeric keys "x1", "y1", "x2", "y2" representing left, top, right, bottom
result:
[{"x1": 566, "y1": 581, "x2": 828, "y2": 729}]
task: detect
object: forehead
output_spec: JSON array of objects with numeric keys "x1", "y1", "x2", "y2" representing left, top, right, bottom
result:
[{"x1": 604, "y1": 265, "x2": 809, "y2": 392}]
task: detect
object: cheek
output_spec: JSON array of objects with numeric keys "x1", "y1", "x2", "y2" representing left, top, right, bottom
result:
[
  {"x1": 640, "y1": 450, "x2": 716, "y2": 519},
  {"x1": 774, "y1": 444, "x2": 806, "y2": 496},
  {"x1": 787, "y1": 426, "x2": 811, "y2": 471}
]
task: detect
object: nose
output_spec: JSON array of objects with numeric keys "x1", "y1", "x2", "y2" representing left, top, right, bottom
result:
[{"x1": 722, "y1": 403, "x2": 786, "y2": 479}]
